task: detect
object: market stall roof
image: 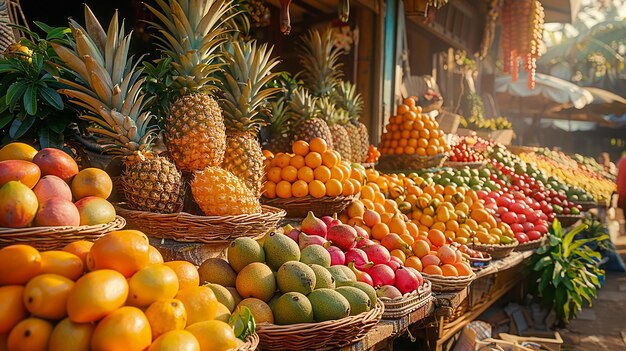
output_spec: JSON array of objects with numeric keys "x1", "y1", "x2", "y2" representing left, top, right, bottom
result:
[
  {"x1": 495, "y1": 72, "x2": 593, "y2": 115},
  {"x1": 552, "y1": 87, "x2": 626, "y2": 116},
  {"x1": 542, "y1": 0, "x2": 581, "y2": 23}
]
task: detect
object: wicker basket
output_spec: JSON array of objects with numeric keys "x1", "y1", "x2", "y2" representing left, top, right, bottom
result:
[
  {"x1": 256, "y1": 300, "x2": 384, "y2": 351},
  {"x1": 380, "y1": 281, "x2": 432, "y2": 319},
  {"x1": 470, "y1": 240, "x2": 519, "y2": 259},
  {"x1": 469, "y1": 253, "x2": 493, "y2": 270},
  {"x1": 515, "y1": 236, "x2": 546, "y2": 251},
  {"x1": 556, "y1": 214, "x2": 583, "y2": 228},
  {"x1": 237, "y1": 333, "x2": 260, "y2": 351},
  {"x1": 115, "y1": 205, "x2": 285, "y2": 243},
  {"x1": 422, "y1": 272, "x2": 476, "y2": 292},
  {"x1": 574, "y1": 201, "x2": 596, "y2": 212},
  {"x1": 0, "y1": 216, "x2": 126, "y2": 250},
  {"x1": 260, "y1": 195, "x2": 357, "y2": 218},
  {"x1": 377, "y1": 153, "x2": 447, "y2": 172},
  {"x1": 443, "y1": 161, "x2": 487, "y2": 169}
]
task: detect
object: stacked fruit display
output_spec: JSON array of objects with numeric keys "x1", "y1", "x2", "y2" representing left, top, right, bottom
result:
[
  {"x1": 378, "y1": 98, "x2": 450, "y2": 156},
  {"x1": 447, "y1": 136, "x2": 485, "y2": 163},
  {"x1": 0, "y1": 230, "x2": 252, "y2": 351},
  {"x1": 199, "y1": 232, "x2": 379, "y2": 326},
  {"x1": 364, "y1": 145, "x2": 381, "y2": 164},
  {"x1": 262, "y1": 138, "x2": 361, "y2": 199},
  {"x1": 419, "y1": 167, "x2": 504, "y2": 193},
  {"x1": 0, "y1": 143, "x2": 116, "y2": 228}
]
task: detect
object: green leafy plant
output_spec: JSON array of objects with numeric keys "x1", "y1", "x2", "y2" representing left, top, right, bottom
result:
[
  {"x1": 529, "y1": 220, "x2": 607, "y2": 327},
  {"x1": 142, "y1": 57, "x2": 175, "y2": 125},
  {"x1": 0, "y1": 22, "x2": 76, "y2": 148},
  {"x1": 229, "y1": 305, "x2": 256, "y2": 341}
]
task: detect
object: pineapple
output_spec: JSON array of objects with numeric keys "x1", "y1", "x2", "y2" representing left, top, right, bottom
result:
[
  {"x1": 318, "y1": 97, "x2": 352, "y2": 161},
  {"x1": 192, "y1": 167, "x2": 262, "y2": 216},
  {"x1": 290, "y1": 87, "x2": 334, "y2": 148},
  {"x1": 263, "y1": 97, "x2": 293, "y2": 153},
  {"x1": 218, "y1": 40, "x2": 281, "y2": 197},
  {"x1": 0, "y1": 0, "x2": 14, "y2": 53},
  {"x1": 52, "y1": 6, "x2": 184, "y2": 213},
  {"x1": 146, "y1": 0, "x2": 231, "y2": 172},
  {"x1": 334, "y1": 81, "x2": 368, "y2": 162},
  {"x1": 298, "y1": 28, "x2": 343, "y2": 97}
]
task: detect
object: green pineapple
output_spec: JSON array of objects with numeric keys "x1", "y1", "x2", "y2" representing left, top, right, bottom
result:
[
  {"x1": 52, "y1": 6, "x2": 184, "y2": 213},
  {"x1": 146, "y1": 0, "x2": 232, "y2": 172},
  {"x1": 334, "y1": 81, "x2": 367, "y2": 162},
  {"x1": 318, "y1": 97, "x2": 351, "y2": 161},
  {"x1": 219, "y1": 40, "x2": 281, "y2": 197},
  {"x1": 263, "y1": 97, "x2": 293, "y2": 153}
]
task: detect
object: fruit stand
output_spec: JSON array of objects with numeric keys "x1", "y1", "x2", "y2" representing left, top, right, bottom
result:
[{"x1": 0, "y1": 0, "x2": 619, "y2": 350}]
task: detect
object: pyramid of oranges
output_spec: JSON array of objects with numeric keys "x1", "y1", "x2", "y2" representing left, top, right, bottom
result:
[
  {"x1": 379, "y1": 97, "x2": 450, "y2": 156},
  {"x1": 263, "y1": 138, "x2": 361, "y2": 199}
]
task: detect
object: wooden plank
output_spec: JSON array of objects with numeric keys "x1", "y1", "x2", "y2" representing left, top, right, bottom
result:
[{"x1": 148, "y1": 237, "x2": 228, "y2": 266}]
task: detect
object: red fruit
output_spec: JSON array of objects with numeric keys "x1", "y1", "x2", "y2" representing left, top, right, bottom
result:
[
  {"x1": 320, "y1": 215, "x2": 340, "y2": 229},
  {"x1": 496, "y1": 207, "x2": 508, "y2": 215},
  {"x1": 386, "y1": 260, "x2": 401, "y2": 271},
  {"x1": 362, "y1": 245, "x2": 391, "y2": 265},
  {"x1": 496, "y1": 196, "x2": 512, "y2": 207},
  {"x1": 534, "y1": 224, "x2": 548, "y2": 234},
  {"x1": 510, "y1": 202, "x2": 526, "y2": 214},
  {"x1": 405, "y1": 267, "x2": 423, "y2": 287},
  {"x1": 514, "y1": 232, "x2": 529, "y2": 244},
  {"x1": 286, "y1": 228, "x2": 300, "y2": 242},
  {"x1": 501, "y1": 212, "x2": 518, "y2": 225},
  {"x1": 355, "y1": 238, "x2": 374, "y2": 248},
  {"x1": 510, "y1": 223, "x2": 524, "y2": 233},
  {"x1": 345, "y1": 248, "x2": 373, "y2": 270},
  {"x1": 437, "y1": 246, "x2": 457, "y2": 265},
  {"x1": 348, "y1": 261, "x2": 374, "y2": 286},
  {"x1": 368, "y1": 264, "x2": 395, "y2": 287},
  {"x1": 517, "y1": 214, "x2": 527, "y2": 224},
  {"x1": 301, "y1": 211, "x2": 327, "y2": 238},
  {"x1": 394, "y1": 266, "x2": 419, "y2": 294},
  {"x1": 33, "y1": 175, "x2": 72, "y2": 203},
  {"x1": 326, "y1": 224, "x2": 357, "y2": 251},
  {"x1": 353, "y1": 226, "x2": 369, "y2": 242},
  {"x1": 521, "y1": 222, "x2": 534, "y2": 232},
  {"x1": 527, "y1": 230, "x2": 542, "y2": 241},
  {"x1": 298, "y1": 232, "x2": 328, "y2": 250},
  {"x1": 327, "y1": 246, "x2": 345, "y2": 266},
  {"x1": 376, "y1": 285, "x2": 402, "y2": 299},
  {"x1": 32, "y1": 148, "x2": 78, "y2": 183},
  {"x1": 389, "y1": 256, "x2": 404, "y2": 265},
  {"x1": 35, "y1": 198, "x2": 80, "y2": 226}
]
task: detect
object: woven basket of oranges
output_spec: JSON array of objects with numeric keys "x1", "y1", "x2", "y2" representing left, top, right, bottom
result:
[{"x1": 261, "y1": 138, "x2": 362, "y2": 218}]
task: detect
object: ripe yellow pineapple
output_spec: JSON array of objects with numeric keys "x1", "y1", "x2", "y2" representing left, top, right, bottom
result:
[{"x1": 191, "y1": 167, "x2": 262, "y2": 216}]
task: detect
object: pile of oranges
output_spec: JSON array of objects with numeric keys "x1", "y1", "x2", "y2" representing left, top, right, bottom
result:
[
  {"x1": 378, "y1": 98, "x2": 450, "y2": 156},
  {"x1": 263, "y1": 138, "x2": 361, "y2": 199},
  {"x1": 364, "y1": 145, "x2": 381, "y2": 163},
  {"x1": 0, "y1": 230, "x2": 242, "y2": 351}
]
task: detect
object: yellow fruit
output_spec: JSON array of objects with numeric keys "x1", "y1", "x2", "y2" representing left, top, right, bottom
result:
[
  {"x1": 145, "y1": 299, "x2": 187, "y2": 339},
  {"x1": 186, "y1": 320, "x2": 237, "y2": 351},
  {"x1": 7, "y1": 317, "x2": 53, "y2": 351},
  {"x1": 148, "y1": 245, "x2": 165, "y2": 265},
  {"x1": 214, "y1": 303, "x2": 231, "y2": 322},
  {"x1": 67, "y1": 269, "x2": 129, "y2": 323},
  {"x1": 0, "y1": 181, "x2": 39, "y2": 227},
  {"x1": 0, "y1": 142, "x2": 38, "y2": 161},
  {"x1": 63, "y1": 240, "x2": 93, "y2": 268},
  {"x1": 175, "y1": 287, "x2": 218, "y2": 325},
  {"x1": 40, "y1": 250, "x2": 84, "y2": 280},
  {"x1": 237, "y1": 298, "x2": 274, "y2": 324},
  {"x1": 70, "y1": 168, "x2": 113, "y2": 199},
  {"x1": 86, "y1": 230, "x2": 151, "y2": 277},
  {"x1": 48, "y1": 318, "x2": 94, "y2": 351},
  {"x1": 164, "y1": 261, "x2": 200, "y2": 291},
  {"x1": 91, "y1": 306, "x2": 151, "y2": 351},
  {"x1": 0, "y1": 245, "x2": 41, "y2": 285},
  {"x1": 128, "y1": 264, "x2": 179, "y2": 307},
  {"x1": 74, "y1": 196, "x2": 117, "y2": 226},
  {"x1": 23, "y1": 273, "x2": 74, "y2": 320},
  {"x1": 148, "y1": 330, "x2": 200, "y2": 351},
  {"x1": 0, "y1": 285, "x2": 28, "y2": 334}
]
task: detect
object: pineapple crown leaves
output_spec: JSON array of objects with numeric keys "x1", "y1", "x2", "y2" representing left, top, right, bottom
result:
[
  {"x1": 298, "y1": 28, "x2": 344, "y2": 97},
  {"x1": 287, "y1": 86, "x2": 319, "y2": 122},
  {"x1": 218, "y1": 40, "x2": 281, "y2": 132},
  {"x1": 267, "y1": 97, "x2": 293, "y2": 134},
  {"x1": 51, "y1": 5, "x2": 157, "y2": 156},
  {"x1": 316, "y1": 96, "x2": 347, "y2": 126},
  {"x1": 145, "y1": 0, "x2": 235, "y2": 94},
  {"x1": 333, "y1": 81, "x2": 363, "y2": 122}
]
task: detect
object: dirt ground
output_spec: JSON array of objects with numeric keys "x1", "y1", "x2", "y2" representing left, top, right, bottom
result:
[{"x1": 560, "y1": 207, "x2": 626, "y2": 351}]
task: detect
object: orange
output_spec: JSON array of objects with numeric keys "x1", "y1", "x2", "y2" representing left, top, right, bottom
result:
[
  {"x1": 405, "y1": 256, "x2": 423, "y2": 272},
  {"x1": 148, "y1": 246, "x2": 164, "y2": 265},
  {"x1": 164, "y1": 261, "x2": 200, "y2": 291},
  {"x1": 363, "y1": 209, "x2": 381, "y2": 227},
  {"x1": 373, "y1": 192, "x2": 386, "y2": 205},
  {"x1": 361, "y1": 199, "x2": 375, "y2": 211},
  {"x1": 308, "y1": 180, "x2": 326, "y2": 199},
  {"x1": 341, "y1": 180, "x2": 355, "y2": 196},
  {"x1": 266, "y1": 167, "x2": 282, "y2": 183},
  {"x1": 347, "y1": 217, "x2": 364, "y2": 226},
  {"x1": 91, "y1": 306, "x2": 151, "y2": 351},
  {"x1": 262, "y1": 149, "x2": 274, "y2": 160},
  {"x1": 346, "y1": 201, "x2": 365, "y2": 219},
  {"x1": 411, "y1": 240, "x2": 430, "y2": 258},
  {"x1": 297, "y1": 166, "x2": 314, "y2": 183},
  {"x1": 87, "y1": 230, "x2": 151, "y2": 278},
  {"x1": 441, "y1": 264, "x2": 459, "y2": 277},
  {"x1": 263, "y1": 181, "x2": 277, "y2": 198},
  {"x1": 330, "y1": 166, "x2": 344, "y2": 181},
  {"x1": 149, "y1": 330, "x2": 200, "y2": 351},
  {"x1": 67, "y1": 269, "x2": 128, "y2": 323},
  {"x1": 63, "y1": 240, "x2": 93, "y2": 268},
  {"x1": 404, "y1": 97, "x2": 416, "y2": 107},
  {"x1": 186, "y1": 320, "x2": 237, "y2": 351},
  {"x1": 7, "y1": 317, "x2": 53, "y2": 351},
  {"x1": 0, "y1": 285, "x2": 27, "y2": 334},
  {"x1": 383, "y1": 200, "x2": 398, "y2": 213},
  {"x1": 175, "y1": 286, "x2": 218, "y2": 325},
  {"x1": 280, "y1": 166, "x2": 298, "y2": 183},
  {"x1": 416, "y1": 147, "x2": 427, "y2": 156},
  {"x1": 145, "y1": 298, "x2": 187, "y2": 339},
  {"x1": 128, "y1": 264, "x2": 179, "y2": 307},
  {"x1": 348, "y1": 178, "x2": 361, "y2": 193},
  {"x1": 322, "y1": 151, "x2": 339, "y2": 168},
  {"x1": 292, "y1": 141, "x2": 310, "y2": 156},
  {"x1": 313, "y1": 166, "x2": 331, "y2": 183},
  {"x1": 304, "y1": 152, "x2": 322, "y2": 169},
  {"x1": 0, "y1": 245, "x2": 41, "y2": 285},
  {"x1": 289, "y1": 155, "x2": 305, "y2": 169},
  {"x1": 39, "y1": 250, "x2": 84, "y2": 280},
  {"x1": 431, "y1": 221, "x2": 446, "y2": 233},
  {"x1": 390, "y1": 249, "x2": 406, "y2": 263},
  {"x1": 236, "y1": 298, "x2": 274, "y2": 324},
  {"x1": 360, "y1": 186, "x2": 375, "y2": 201},
  {"x1": 371, "y1": 223, "x2": 390, "y2": 240},
  {"x1": 0, "y1": 142, "x2": 38, "y2": 162},
  {"x1": 291, "y1": 180, "x2": 309, "y2": 198},
  {"x1": 426, "y1": 145, "x2": 437, "y2": 156},
  {"x1": 388, "y1": 216, "x2": 407, "y2": 235},
  {"x1": 422, "y1": 265, "x2": 443, "y2": 276},
  {"x1": 406, "y1": 222, "x2": 419, "y2": 237},
  {"x1": 48, "y1": 318, "x2": 94, "y2": 351},
  {"x1": 271, "y1": 153, "x2": 291, "y2": 168},
  {"x1": 23, "y1": 274, "x2": 74, "y2": 320},
  {"x1": 325, "y1": 179, "x2": 342, "y2": 196},
  {"x1": 309, "y1": 138, "x2": 328, "y2": 154},
  {"x1": 400, "y1": 234, "x2": 414, "y2": 246},
  {"x1": 276, "y1": 180, "x2": 292, "y2": 199},
  {"x1": 397, "y1": 104, "x2": 409, "y2": 114},
  {"x1": 70, "y1": 168, "x2": 113, "y2": 199},
  {"x1": 453, "y1": 262, "x2": 473, "y2": 276},
  {"x1": 427, "y1": 229, "x2": 446, "y2": 247}
]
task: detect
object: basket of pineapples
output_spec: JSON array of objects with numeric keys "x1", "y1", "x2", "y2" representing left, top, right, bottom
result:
[
  {"x1": 377, "y1": 98, "x2": 450, "y2": 172},
  {"x1": 261, "y1": 138, "x2": 361, "y2": 218},
  {"x1": 51, "y1": 6, "x2": 284, "y2": 244}
]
